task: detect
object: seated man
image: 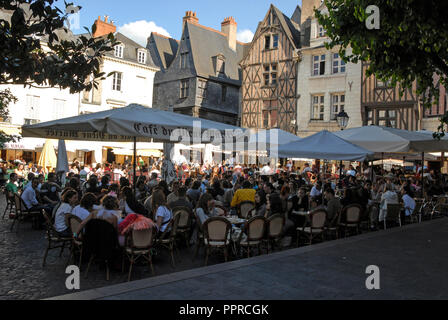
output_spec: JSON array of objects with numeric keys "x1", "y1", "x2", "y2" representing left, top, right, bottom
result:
[
  {"x1": 21, "y1": 177, "x2": 53, "y2": 225},
  {"x1": 169, "y1": 186, "x2": 193, "y2": 211},
  {"x1": 324, "y1": 188, "x2": 342, "y2": 227},
  {"x1": 6, "y1": 173, "x2": 19, "y2": 195},
  {"x1": 230, "y1": 180, "x2": 256, "y2": 209},
  {"x1": 39, "y1": 172, "x2": 61, "y2": 207}
]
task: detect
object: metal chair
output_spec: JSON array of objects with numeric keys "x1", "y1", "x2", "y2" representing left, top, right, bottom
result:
[
  {"x1": 238, "y1": 216, "x2": 266, "y2": 258},
  {"x1": 11, "y1": 193, "x2": 42, "y2": 232},
  {"x1": 65, "y1": 214, "x2": 83, "y2": 268},
  {"x1": 2, "y1": 189, "x2": 16, "y2": 219},
  {"x1": 172, "y1": 206, "x2": 193, "y2": 247},
  {"x1": 263, "y1": 214, "x2": 284, "y2": 254},
  {"x1": 124, "y1": 226, "x2": 156, "y2": 282},
  {"x1": 297, "y1": 209, "x2": 327, "y2": 246},
  {"x1": 384, "y1": 203, "x2": 402, "y2": 229},
  {"x1": 155, "y1": 213, "x2": 181, "y2": 268},
  {"x1": 202, "y1": 216, "x2": 232, "y2": 266},
  {"x1": 42, "y1": 210, "x2": 72, "y2": 267},
  {"x1": 338, "y1": 204, "x2": 362, "y2": 237},
  {"x1": 238, "y1": 201, "x2": 255, "y2": 219}
]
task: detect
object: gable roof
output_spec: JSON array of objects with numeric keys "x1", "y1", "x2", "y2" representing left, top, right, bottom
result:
[
  {"x1": 291, "y1": 5, "x2": 302, "y2": 25},
  {"x1": 240, "y1": 4, "x2": 301, "y2": 64},
  {"x1": 271, "y1": 5, "x2": 301, "y2": 48},
  {"x1": 185, "y1": 22, "x2": 248, "y2": 85},
  {"x1": 147, "y1": 32, "x2": 179, "y2": 71}
]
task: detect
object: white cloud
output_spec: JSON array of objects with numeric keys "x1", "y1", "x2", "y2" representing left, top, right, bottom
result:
[
  {"x1": 237, "y1": 29, "x2": 254, "y2": 43},
  {"x1": 118, "y1": 20, "x2": 171, "y2": 47}
]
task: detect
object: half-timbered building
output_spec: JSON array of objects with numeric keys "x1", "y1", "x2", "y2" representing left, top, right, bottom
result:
[
  {"x1": 240, "y1": 5, "x2": 301, "y2": 134},
  {"x1": 361, "y1": 62, "x2": 422, "y2": 131}
]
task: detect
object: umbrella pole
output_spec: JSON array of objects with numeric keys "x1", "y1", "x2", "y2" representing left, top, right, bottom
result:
[
  {"x1": 133, "y1": 137, "x2": 137, "y2": 194},
  {"x1": 421, "y1": 152, "x2": 425, "y2": 198},
  {"x1": 370, "y1": 160, "x2": 374, "y2": 181}
]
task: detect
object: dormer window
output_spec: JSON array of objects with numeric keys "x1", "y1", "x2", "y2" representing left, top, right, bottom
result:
[
  {"x1": 114, "y1": 45, "x2": 124, "y2": 58},
  {"x1": 212, "y1": 54, "x2": 226, "y2": 76},
  {"x1": 138, "y1": 50, "x2": 147, "y2": 64},
  {"x1": 180, "y1": 52, "x2": 189, "y2": 69}
]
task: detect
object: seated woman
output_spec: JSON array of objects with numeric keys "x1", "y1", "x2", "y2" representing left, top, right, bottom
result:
[
  {"x1": 379, "y1": 183, "x2": 399, "y2": 224},
  {"x1": 195, "y1": 193, "x2": 222, "y2": 225},
  {"x1": 80, "y1": 195, "x2": 121, "y2": 231},
  {"x1": 120, "y1": 186, "x2": 148, "y2": 216},
  {"x1": 53, "y1": 190, "x2": 79, "y2": 237},
  {"x1": 264, "y1": 193, "x2": 284, "y2": 219},
  {"x1": 72, "y1": 193, "x2": 97, "y2": 221},
  {"x1": 253, "y1": 190, "x2": 267, "y2": 217},
  {"x1": 151, "y1": 189, "x2": 173, "y2": 237}
]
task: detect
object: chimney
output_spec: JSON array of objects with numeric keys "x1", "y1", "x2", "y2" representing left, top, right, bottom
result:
[
  {"x1": 183, "y1": 11, "x2": 199, "y2": 24},
  {"x1": 301, "y1": 0, "x2": 322, "y2": 25},
  {"x1": 92, "y1": 15, "x2": 117, "y2": 38},
  {"x1": 221, "y1": 17, "x2": 237, "y2": 51}
]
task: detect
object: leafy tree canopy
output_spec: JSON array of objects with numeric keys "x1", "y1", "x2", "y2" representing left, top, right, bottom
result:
[
  {"x1": 0, "y1": 0, "x2": 118, "y2": 147},
  {"x1": 316, "y1": 0, "x2": 448, "y2": 136}
]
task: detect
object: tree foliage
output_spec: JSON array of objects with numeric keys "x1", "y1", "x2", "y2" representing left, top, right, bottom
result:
[
  {"x1": 316, "y1": 0, "x2": 448, "y2": 136},
  {"x1": 0, "y1": 0, "x2": 118, "y2": 147}
]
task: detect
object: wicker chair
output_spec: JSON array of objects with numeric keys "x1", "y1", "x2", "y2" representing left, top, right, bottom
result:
[
  {"x1": 155, "y1": 213, "x2": 180, "y2": 268},
  {"x1": 172, "y1": 206, "x2": 193, "y2": 247},
  {"x1": 203, "y1": 216, "x2": 232, "y2": 266},
  {"x1": 2, "y1": 189, "x2": 15, "y2": 220},
  {"x1": 263, "y1": 214, "x2": 285, "y2": 254},
  {"x1": 42, "y1": 210, "x2": 72, "y2": 267},
  {"x1": 325, "y1": 207, "x2": 341, "y2": 240},
  {"x1": 238, "y1": 216, "x2": 266, "y2": 258},
  {"x1": 124, "y1": 226, "x2": 156, "y2": 281},
  {"x1": 338, "y1": 204, "x2": 362, "y2": 237},
  {"x1": 384, "y1": 203, "x2": 402, "y2": 229},
  {"x1": 11, "y1": 194, "x2": 42, "y2": 232},
  {"x1": 238, "y1": 201, "x2": 255, "y2": 219},
  {"x1": 297, "y1": 209, "x2": 327, "y2": 246},
  {"x1": 65, "y1": 214, "x2": 83, "y2": 268},
  {"x1": 408, "y1": 200, "x2": 423, "y2": 224}
]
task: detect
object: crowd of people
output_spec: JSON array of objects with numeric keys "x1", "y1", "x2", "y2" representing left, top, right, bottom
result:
[{"x1": 3, "y1": 157, "x2": 448, "y2": 247}]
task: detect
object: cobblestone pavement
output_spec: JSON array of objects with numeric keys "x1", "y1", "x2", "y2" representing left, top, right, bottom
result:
[
  {"x1": 53, "y1": 217, "x2": 448, "y2": 300},
  {"x1": 0, "y1": 198, "x2": 243, "y2": 300}
]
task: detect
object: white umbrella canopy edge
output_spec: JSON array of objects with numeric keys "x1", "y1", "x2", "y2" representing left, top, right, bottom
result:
[
  {"x1": 334, "y1": 125, "x2": 448, "y2": 153},
  {"x1": 277, "y1": 130, "x2": 374, "y2": 161},
  {"x1": 21, "y1": 104, "x2": 245, "y2": 144}
]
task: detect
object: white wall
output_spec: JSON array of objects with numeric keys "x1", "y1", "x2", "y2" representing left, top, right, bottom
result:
[
  {"x1": 296, "y1": 48, "x2": 362, "y2": 137},
  {"x1": 0, "y1": 84, "x2": 79, "y2": 125},
  {"x1": 80, "y1": 57, "x2": 157, "y2": 113}
]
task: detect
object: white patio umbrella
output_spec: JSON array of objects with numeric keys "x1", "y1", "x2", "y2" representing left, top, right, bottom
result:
[
  {"x1": 277, "y1": 130, "x2": 374, "y2": 161},
  {"x1": 22, "y1": 104, "x2": 243, "y2": 191},
  {"x1": 334, "y1": 125, "x2": 448, "y2": 153}
]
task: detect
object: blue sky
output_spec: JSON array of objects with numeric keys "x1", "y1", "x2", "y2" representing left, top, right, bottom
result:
[{"x1": 70, "y1": 0, "x2": 302, "y2": 45}]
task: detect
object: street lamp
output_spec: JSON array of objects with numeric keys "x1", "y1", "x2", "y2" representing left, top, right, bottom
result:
[
  {"x1": 336, "y1": 111, "x2": 349, "y2": 182},
  {"x1": 336, "y1": 110, "x2": 349, "y2": 130}
]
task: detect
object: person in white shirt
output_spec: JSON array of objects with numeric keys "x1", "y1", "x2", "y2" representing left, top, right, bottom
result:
[
  {"x1": 346, "y1": 165, "x2": 357, "y2": 177},
  {"x1": 79, "y1": 165, "x2": 90, "y2": 183},
  {"x1": 72, "y1": 193, "x2": 97, "y2": 221},
  {"x1": 54, "y1": 190, "x2": 79, "y2": 236},
  {"x1": 152, "y1": 189, "x2": 172, "y2": 235},
  {"x1": 401, "y1": 186, "x2": 416, "y2": 218},
  {"x1": 379, "y1": 184, "x2": 399, "y2": 222},
  {"x1": 80, "y1": 195, "x2": 120, "y2": 231}
]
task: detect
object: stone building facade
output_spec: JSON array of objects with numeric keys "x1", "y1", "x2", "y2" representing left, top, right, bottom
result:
[
  {"x1": 148, "y1": 12, "x2": 249, "y2": 125},
  {"x1": 296, "y1": 0, "x2": 363, "y2": 137}
]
